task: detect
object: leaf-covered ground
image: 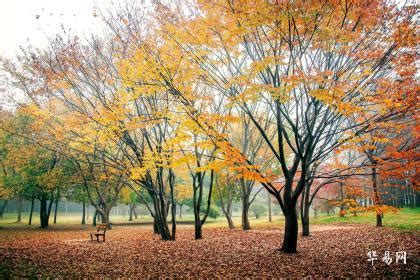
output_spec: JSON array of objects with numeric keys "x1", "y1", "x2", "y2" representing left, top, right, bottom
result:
[{"x1": 0, "y1": 225, "x2": 418, "y2": 278}]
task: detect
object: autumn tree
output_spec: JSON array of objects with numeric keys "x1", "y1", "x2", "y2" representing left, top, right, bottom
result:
[{"x1": 143, "y1": 0, "x2": 417, "y2": 252}]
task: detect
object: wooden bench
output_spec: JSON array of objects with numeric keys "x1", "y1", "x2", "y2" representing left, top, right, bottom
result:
[{"x1": 90, "y1": 224, "x2": 107, "y2": 242}]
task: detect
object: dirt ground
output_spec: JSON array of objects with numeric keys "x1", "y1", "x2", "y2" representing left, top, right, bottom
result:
[{"x1": 0, "y1": 224, "x2": 418, "y2": 278}]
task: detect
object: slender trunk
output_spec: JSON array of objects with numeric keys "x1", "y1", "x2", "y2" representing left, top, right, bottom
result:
[
  {"x1": 152, "y1": 192, "x2": 171, "y2": 240},
  {"x1": 171, "y1": 201, "x2": 176, "y2": 241},
  {"x1": 225, "y1": 202, "x2": 235, "y2": 229},
  {"x1": 242, "y1": 199, "x2": 250, "y2": 230},
  {"x1": 301, "y1": 184, "x2": 311, "y2": 236},
  {"x1": 133, "y1": 205, "x2": 138, "y2": 219},
  {"x1": 0, "y1": 200, "x2": 8, "y2": 218},
  {"x1": 240, "y1": 179, "x2": 251, "y2": 230},
  {"x1": 81, "y1": 202, "x2": 86, "y2": 225},
  {"x1": 339, "y1": 182, "x2": 345, "y2": 217},
  {"x1": 53, "y1": 195, "x2": 59, "y2": 224},
  {"x1": 40, "y1": 197, "x2": 48, "y2": 228},
  {"x1": 226, "y1": 214, "x2": 235, "y2": 229},
  {"x1": 179, "y1": 204, "x2": 182, "y2": 219},
  {"x1": 170, "y1": 171, "x2": 177, "y2": 241},
  {"x1": 268, "y1": 192, "x2": 272, "y2": 223},
  {"x1": 193, "y1": 176, "x2": 202, "y2": 240},
  {"x1": 17, "y1": 195, "x2": 22, "y2": 223},
  {"x1": 28, "y1": 197, "x2": 35, "y2": 225},
  {"x1": 86, "y1": 204, "x2": 89, "y2": 221},
  {"x1": 153, "y1": 216, "x2": 160, "y2": 234},
  {"x1": 129, "y1": 204, "x2": 133, "y2": 221},
  {"x1": 281, "y1": 206, "x2": 298, "y2": 253},
  {"x1": 416, "y1": 191, "x2": 420, "y2": 207},
  {"x1": 410, "y1": 184, "x2": 415, "y2": 209},
  {"x1": 193, "y1": 194, "x2": 202, "y2": 239},
  {"x1": 372, "y1": 166, "x2": 382, "y2": 227},
  {"x1": 46, "y1": 193, "x2": 54, "y2": 226},
  {"x1": 93, "y1": 209, "x2": 98, "y2": 226}
]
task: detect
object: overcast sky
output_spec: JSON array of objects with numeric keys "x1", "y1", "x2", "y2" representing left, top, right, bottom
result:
[{"x1": 0, "y1": 0, "x2": 109, "y2": 59}]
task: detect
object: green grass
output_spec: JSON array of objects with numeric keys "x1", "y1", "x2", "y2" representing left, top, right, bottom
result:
[
  {"x1": 311, "y1": 208, "x2": 420, "y2": 231},
  {"x1": 1, "y1": 208, "x2": 419, "y2": 232}
]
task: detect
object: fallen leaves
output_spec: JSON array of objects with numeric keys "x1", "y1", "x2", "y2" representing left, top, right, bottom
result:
[{"x1": 0, "y1": 225, "x2": 418, "y2": 278}]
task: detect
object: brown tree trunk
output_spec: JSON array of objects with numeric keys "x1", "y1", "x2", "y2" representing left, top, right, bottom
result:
[
  {"x1": 93, "y1": 209, "x2": 99, "y2": 226},
  {"x1": 53, "y1": 195, "x2": 59, "y2": 224},
  {"x1": 40, "y1": 197, "x2": 47, "y2": 228},
  {"x1": 339, "y1": 182, "x2": 345, "y2": 217},
  {"x1": 301, "y1": 205, "x2": 310, "y2": 236},
  {"x1": 81, "y1": 202, "x2": 86, "y2": 225},
  {"x1": 17, "y1": 195, "x2": 22, "y2": 223},
  {"x1": 153, "y1": 216, "x2": 160, "y2": 234},
  {"x1": 194, "y1": 218, "x2": 202, "y2": 239},
  {"x1": 268, "y1": 192, "x2": 272, "y2": 223},
  {"x1": 240, "y1": 178, "x2": 251, "y2": 230},
  {"x1": 372, "y1": 166, "x2": 382, "y2": 227},
  {"x1": 281, "y1": 207, "x2": 298, "y2": 253},
  {"x1": 133, "y1": 205, "x2": 138, "y2": 219},
  {"x1": 129, "y1": 204, "x2": 133, "y2": 221},
  {"x1": 225, "y1": 202, "x2": 235, "y2": 229},
  {"x1": 28, "y1": 197, "x2": 35, "y2": 225},
  {"x1": 242, "y1": 199, "x2": 250, "y2": 230},
  {"x1": 0, "y1": 200, "x2": 8, "y2": 218}
]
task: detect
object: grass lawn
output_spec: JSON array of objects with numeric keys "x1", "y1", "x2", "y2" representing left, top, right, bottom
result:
[
  {"x1": 311, "y1": 208, "x2": 420, "y2": 231},
  {"x1": 1, "y1": 207, "x2": 419, "y2": 232}
]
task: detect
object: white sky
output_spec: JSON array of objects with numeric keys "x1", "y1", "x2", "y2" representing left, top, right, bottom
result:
[{"x1": 0, "y1": 0, "x2": 110, "y2": 59}]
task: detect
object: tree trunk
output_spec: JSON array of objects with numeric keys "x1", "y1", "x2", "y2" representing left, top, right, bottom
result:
[
  {"x1": 129, "y1": 204, "x2": 133, "y2": 221},
  {"x1": 226, "y1": 214, "x2": 235, "y2": 229},
  {"x1": 281, "y1": 207, "x2": 298, "y2": 253},
  {"x1": 152, "y1": 193, "x2": 171, "y2": 240},
  {"x1": 153, "y1": 216, "x2": 160, "y2": 234},
  {"x1": 46, "y1": 194, "x2": 54, "y2": 227},
  {"x1": 133, "y1": 205, "x2": 138, "y2": 219},
  {"x1": 372, "y1": 166, "x2": 382, "y2": 227},
  {"x1": 301, "y1": 210, "x2": 310, "y2": 236},
  {"x1": 0, "y1": 200, "x2": 8, "y2": 218},
  {"x1": 171, "y1": 201, "x2": 176, "y2": 241},
  {"x1": 225, "y1": 202, "x2": 235, "y2": 229},
  {"x1": 416, "y1": 191, "x2": 420, "y2": 208},
  {"x1": 53, "y1": 195, "x2": 59, "y2": 224},
  {"x1": 301, "y1": 184, "x2": 311, "y2": 236},
  {"x1": 242, "y1": 199, "x2": 250, "y2": 230},
  {"x1": 28, "y1": 197, "x2": 35, "y2": 225},
  {"x1": 40, "y1": 197, "x2": 48, "y2": 228},
  {"x1": 194, "y1": 218, "x2": 202, "y2": 239},
  {"x1": 101, "y1": 207, "x2": 112, "y2": 229},
  {"x1": 179, "y1": 204, "x2": 182, "y2": 219},
  {"x1": 17, "y1": 195, "x2": 22, "y2": 223},
  {"x1": 81, "y1": 202, "x2": 86, "y2": 225},
  {"x1": 240, "y1": 179, "x2": 251, "y2": 230},
  {"x1": 93, "y1": 209, "x2": 98, "y2": 226},
  {"x1": 339, "y1": 182, "x2": 345, "y2": 217},
  {"x1": 268, "y1": 192, "x2": 272, "y2": 223}
]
